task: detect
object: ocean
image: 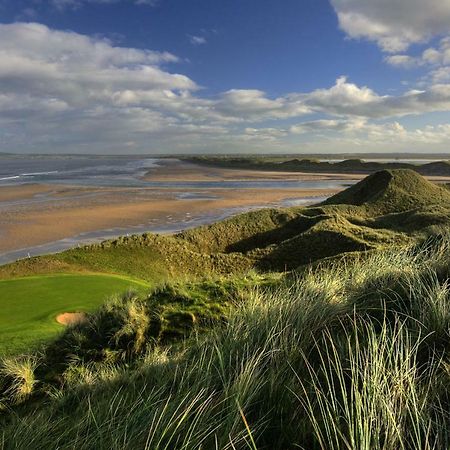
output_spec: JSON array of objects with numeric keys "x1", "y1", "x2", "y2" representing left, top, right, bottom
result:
[
  {"x1": 0, "y1": 155, "x2": 351, "y2": 190},
  {"x1": 0, "y1": 155, "x2": 160, "y2": 187}
]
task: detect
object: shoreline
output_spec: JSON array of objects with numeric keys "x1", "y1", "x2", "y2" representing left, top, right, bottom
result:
[
  {"x1": 142, "y1": 158, "x2": 366, "y2": 182},
  {"x1": 0, "y1": 192, "x2": 330, "y2": 266},
  {"x1": 143, "y1": 159, "x2": 450, "y2": 183},
  {"x1": 2, "y1": 158, "x2": 448, "y2": 265},
  {"x1": 0, "y1": 182, "x2": 341, "y2": 264},
  {"x1": 180, "y1": 157, "x2": 450, "y2": 180}
]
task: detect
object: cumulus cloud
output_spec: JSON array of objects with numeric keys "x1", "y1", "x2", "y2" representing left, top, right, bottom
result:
[
  {"x1": 290, "y1": 117, "x2": 406, "y2": 140},
  {"x1": 421, "y1": 38, "x2": 450, "y2": 82},
  {"x1": 302, "y1": 76, "x2": 378, "y2": 114},
  {"x1": 1, "y1": 23, "x2": 450, "y2": 153},
  {"x1": 386, "y1": 37, "x2": 450, "y2": 84},
  {"x1": 0, "y1": 22, "x2": 206, "y2": 152},
  {"x1": 299, "y1": 77, "x2": 450, "y2": 119},
  {"x1": 290, "y1": 118, "x2": 367, "y2": 135},
  {"x1": 286, "y1": 117, "x2": 450, "y2": 154},
  {"x1": 331, "y1": 0, "x2": 450, "y2": 52},
  {"x1": 217, "y1": 90, "x2": 286, "y2": 118},
  {"x1": 392, "y1": 38, "x2": 450, "y2": 68},
  {"x1": 0, "y1": 23, "x2": 186, "y2": 91},
  {"x1": 243, "y1": 127, "x2": 288, "y2": 141},
  {"x1": 215, "y1": 89, "x2": 310, "y2": 120}
]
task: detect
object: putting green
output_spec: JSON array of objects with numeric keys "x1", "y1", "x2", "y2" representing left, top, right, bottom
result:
[{"x1": 0, "y1": 273, "x2": 149, "y2": 355}]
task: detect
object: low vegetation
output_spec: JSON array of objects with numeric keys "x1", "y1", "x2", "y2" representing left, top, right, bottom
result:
[
  {"x1": 0, "y1": 236, "x2": 449, "y2": 449},
  {"x1": 0, "y1": 274, "x2": 148, "y2": 354},
  {"x1": 186, "y1": 155, "x2": 450, "y2": 176}
]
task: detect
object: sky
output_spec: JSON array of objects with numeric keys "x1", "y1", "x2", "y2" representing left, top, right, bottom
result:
[{"x1": 1, "y1": 1, "x2": 450, "y2": 154}]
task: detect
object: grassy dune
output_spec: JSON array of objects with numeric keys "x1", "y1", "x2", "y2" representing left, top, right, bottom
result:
[
  {"x1": 0, "y1": 169, "x2": 449, "y2": 354},
  {"x1": 0, "y1": 238, "x2": 448, "y2": 449},
  {"x1": 2, "y1": 169, "x2": 449, "y2": 282},
  {"x1": 186, "y1": 155, "x2": 450, "y2": 176},
  {"x1": 0, "y1": 274, "x2": 148, "y2": 354}
]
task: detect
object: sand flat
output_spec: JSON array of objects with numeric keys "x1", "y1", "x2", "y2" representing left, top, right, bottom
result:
[
  {"x1": 4, "y1": 159, "x2": 447, "y2": 258},
  {"x1": 0, "y1": 183, "x2": 339, "y2": 254},
  {"x1": 143, "y1": 159, "x2": 450, "y2": 183},
  {"x1": 143, "y1": 159, "x2": 366, "y2": 182}
]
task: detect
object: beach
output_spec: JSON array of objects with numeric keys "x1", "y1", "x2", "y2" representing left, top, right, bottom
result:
[
  {"x1": 0, "y1": 183, "x2": 340, "y2": 254},
  {"x1": 0, "y1": 158, "x2": 358, "y2": 262},
  {"x1": 2, "y1": 157, "x2": 449, "y2": 263}
]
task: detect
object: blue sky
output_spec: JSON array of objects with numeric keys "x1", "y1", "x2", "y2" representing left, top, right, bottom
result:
[{"x1": 0, "y1": 0, "x2": 450, "y2": 154}]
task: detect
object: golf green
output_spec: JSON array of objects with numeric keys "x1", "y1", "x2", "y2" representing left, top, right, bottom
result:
[{"x1": 0, "y1": 273, "x2": 149, "y2": 355}]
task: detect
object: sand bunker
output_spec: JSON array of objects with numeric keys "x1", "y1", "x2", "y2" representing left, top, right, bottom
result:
[{"x1": 56, "y1": 312, "x2": 87, "y2": 326}]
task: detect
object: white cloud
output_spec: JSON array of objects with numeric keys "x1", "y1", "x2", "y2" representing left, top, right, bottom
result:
[
  {"x1": 217, "y1": 90, "x2": 284, "y2": 118},
  {"x1": 386, "y1": 38, "x2": 450, "y2": 84},
  {"x1": 290, "y1": 118, "x2": 367, "y2": 135},
  {"x1": 300, "y1": 77, "x2": 450, "y2": 119},
  {"x1": 0, "y1": 23, "x2": 194, "y2": 99},
  {"x1": 385, "y1": 55, "x2": 420, "y2": 69},
  {"x1": 1, "y1": 23, "x2": 450, "y2": 153},
  {"x1": 243, "y1": 127, "x2": 288, "y2": 141},
  {"x1": 302, "y1": 76, "x2": 378, "y2": 114},
  {"x1": 0, "y1": 23, "x2": 206, "y2": 152},
  {"x1": 288, "y1": 117, "x2": 450, "y2": 150},
  {"x1": 420, "y1": 38, "x2": 450, "y2": 83},
  {"x1": 215, "y1": 89, "x2": 310, "y2": 121},
  {"x1": 213, "y1": 77, "x2": 450, "y2": 122},
  {"x1": 289, "y1": 118, "x2": 407, "y2": 142},
  {"x1": 189, "y1": 35, "x2": 207, "y2": 46},
  {"x1": 331, "y1": 0, "x2": 450, "y2": 52}
]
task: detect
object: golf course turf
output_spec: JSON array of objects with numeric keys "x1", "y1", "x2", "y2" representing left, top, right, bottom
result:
[{"x1": 0, "y1": 273, "x2": 149, "y2": 355}]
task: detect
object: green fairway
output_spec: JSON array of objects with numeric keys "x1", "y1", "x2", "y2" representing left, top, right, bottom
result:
[{"x1": 0, "y1": 273, "x2": 149, "y2": 355}]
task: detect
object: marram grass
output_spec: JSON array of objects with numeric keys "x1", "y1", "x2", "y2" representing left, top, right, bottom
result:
[{"x1": 0, "y1": 235, "x2": 449, "y2": 449}]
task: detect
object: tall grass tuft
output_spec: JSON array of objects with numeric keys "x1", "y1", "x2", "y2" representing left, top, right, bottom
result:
[
  {"x1": 292, "y1": 319, "x2": 447, "y2": 450},
  {"x1": 0, "y1": 237, "x2": 449, "y2": 448},
  {"x1": 0, "y1": 355, "x2": 38, "y2": 406}
]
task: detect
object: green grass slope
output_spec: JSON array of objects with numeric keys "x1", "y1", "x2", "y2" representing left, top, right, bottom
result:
[
  {"x1": 173, "y1": 170, "x2": 450, "y2": 270},
  {"x1": 0, "y1": 170, "x2": 449, "y2": 448},
  {"x1": 0, "y1": 274, "x2": 148, "y2": 355},
  {"x1": 177, "y1": 208, "x2": 301, "y2": 254},
  {"x1": 322, "y1": 169, "x2": 450, "y2": 213},
  {"x1": 0, "y1": 237, "x2": 448, "y2": 449},
  {"x1": 0, "y1": 232, "x2": 253, "y2": 282}
]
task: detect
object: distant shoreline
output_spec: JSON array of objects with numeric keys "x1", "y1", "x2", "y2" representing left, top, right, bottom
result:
[{"x1": 183, "y1": 156, "x2": 450, "y2": 178}]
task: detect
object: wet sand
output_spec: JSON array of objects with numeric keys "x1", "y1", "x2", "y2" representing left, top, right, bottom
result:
[
  {"x1": 142, "y1": 159, "x2": 366, "y2": 182},
  {"x1": 0, "y1": 182, "x2": 340, "y2": 256}
]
